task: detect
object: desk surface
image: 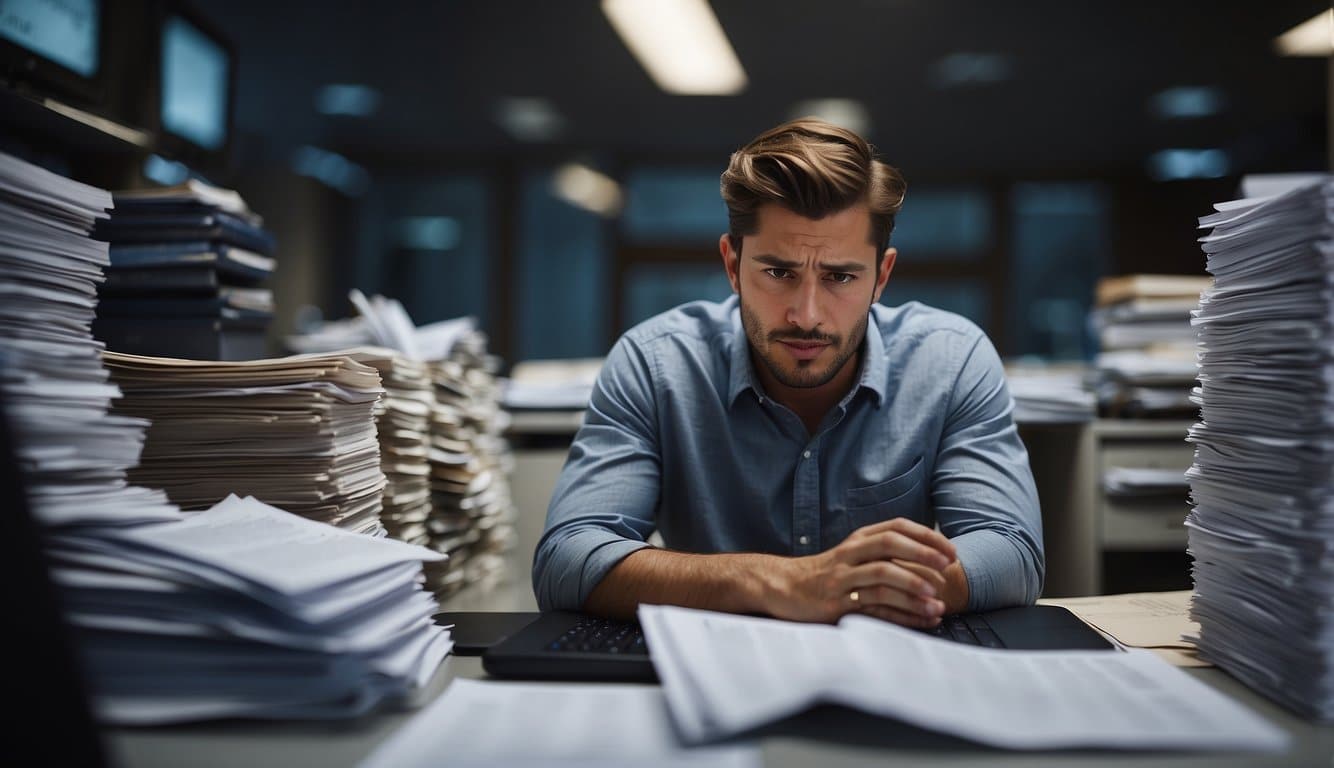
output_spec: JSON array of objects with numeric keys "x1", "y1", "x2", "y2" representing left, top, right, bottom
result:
[{"x1": 108, "y1": 634, "x2": 1334, "y2": 767}]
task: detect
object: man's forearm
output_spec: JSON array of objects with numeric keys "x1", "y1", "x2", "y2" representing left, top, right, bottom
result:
[{"x1": 584, "y1": 548, "x2": 783, "y2": 620}]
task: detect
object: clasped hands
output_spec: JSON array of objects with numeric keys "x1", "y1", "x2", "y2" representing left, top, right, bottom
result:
[{"x1": 770, "y1": 518, "x2": 959, "y2": 628}]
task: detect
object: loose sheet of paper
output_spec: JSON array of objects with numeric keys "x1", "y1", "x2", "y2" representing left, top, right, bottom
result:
[
  {"x1": 639, "y1": 605, "x2": 1288, "y2": 751},
  {"x1": 359, "y1": 678, "x2": 759, "y2": 768}
]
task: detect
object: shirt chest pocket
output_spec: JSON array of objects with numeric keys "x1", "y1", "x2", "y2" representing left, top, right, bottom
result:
[{"x1": 840, "y1": 455, "x2": 928, "y2": 530}]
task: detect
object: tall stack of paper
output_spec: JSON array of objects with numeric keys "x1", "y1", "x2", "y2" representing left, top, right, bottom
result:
[
  {"x1": 1186, "y1": 177, "x2": 1334, "y2": 720},
  {"x1": 47, "y1": 494, "x2": 451, "y2": 724},
  {"x1": 0, "y1": 152, "x2": 181, "y2": 527},
  {"x1": 343, "y1": 348, "x2": 435, "y2": 546},
  {"x1": 426, "y1": 330, "x2": 517, "y2": 596},
  {"x1": 1092, "y1": 274, "x2": 1209, "y2": 418},
  {"x1": 102, "y1": 351, "x2": 389, "y2": 535},
  {"x1": 92, "y1": 179, "x2": 277, "y2": 361}
]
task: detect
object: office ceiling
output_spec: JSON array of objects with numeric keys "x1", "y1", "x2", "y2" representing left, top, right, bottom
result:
[{"x1": 199, "y1": 0, "x2": 1329, "y2": 178}]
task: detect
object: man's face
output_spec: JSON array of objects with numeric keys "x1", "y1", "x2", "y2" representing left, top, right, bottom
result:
[{"x1": 721, "y1": 204, "x2": 895, "y2": 392}]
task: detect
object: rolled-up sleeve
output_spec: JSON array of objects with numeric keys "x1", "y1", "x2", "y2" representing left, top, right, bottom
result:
[
  {"x1": 531, "y1": 336, "x2": 660, "y2": 611},
  {"x1": 933, "y1": 333, "x2": 1045, "y2": 611}
]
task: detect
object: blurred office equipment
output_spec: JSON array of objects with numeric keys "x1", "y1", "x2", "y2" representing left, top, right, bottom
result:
[
  {"x1": 92, "y1": 179, "x2": 277, "y2": 359},
  {"x1": 1004, "y1": 362, "x2": 1097, "y2": 424},
  {"x1": 1187, "y1": 176, "x2": 1334, "y2": 720}
]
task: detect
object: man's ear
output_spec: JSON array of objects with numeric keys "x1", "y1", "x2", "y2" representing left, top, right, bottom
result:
[
  {"x1": 871, "y1": 246, "x2": 897, "y2": 304},
  {"x1": 720, "y1": 233, "x2": 741, "y2": 294}
]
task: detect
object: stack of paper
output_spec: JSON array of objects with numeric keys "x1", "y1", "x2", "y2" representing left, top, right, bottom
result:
[
  {"x1": 343, "y1": 348, "x2": 434, "y2": 546},
  {"x1": 425, "y1": 333, "x2": 517, "y2": 596},
  {"x1": 1002, "y1": 362, "x2": 1096, "y2": 423},
  {"x1": 92, "y1": 180, "x2": 277, "y2": 361},
  {"x1": 1092, "y1": 274, "x2": 1209, "y2": 417},
  {"x1": 46, "y1": 494, "x2": 451, "y2": 725},
  {"x1": 0, "y1": 151, "x2": 181, "y2": 527},
  {"x1": 102, "y1": 350, "x2": 389, "y2": 535},
  {"x1": 639, "y1": 605, "x2": 1287, "y2": 750},
  {"x1": 1186, "y1": 177, "x2": 1334, "y2": 720}
]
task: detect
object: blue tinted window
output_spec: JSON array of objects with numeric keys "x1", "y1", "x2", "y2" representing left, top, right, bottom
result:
[
  {"x1": 356, "y1": 176, "x2": 491, "y2": 330},
  {"x1": 515, "y1": 171, "x2": 609, "y2": 360},
  {"x1": 622, "y1": 169, "x2": 726, "y2": 243},
  {"x1": 881, "y1": 278, "x2": 989, "y2": 329},
  {"x1": 891, "y1": 187, "x2": 991, "y2": 258},
  {"x1": 1008, "y1": 182, "x2": 1110, "y2": 359},
  {"x1": 623, "y1": 263, "x2": 732, "y2": 330}
]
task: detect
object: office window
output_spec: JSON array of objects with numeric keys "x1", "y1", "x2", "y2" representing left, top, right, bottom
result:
[
  {"x1": 515, "y1": 170, "x2": 609, "y2": 361},
  {"x1": 891, "y1": 186, "x2": 991, "y2": 260},
  {"x1": 356, "y1": 176, "x2": 491, "y2": 328},
  {"x1": 1008, "y1": 182, "x2": 1110, "y2": 359},
  {"x1": 622, "y1": 263, "x2": 732, "y2": 330},
  {"x1": 621, "y1": 168, "x2": 726, "y2": 244},
  {"x1": 881, "y1": 278, "x2": 989, "y2": 328}
]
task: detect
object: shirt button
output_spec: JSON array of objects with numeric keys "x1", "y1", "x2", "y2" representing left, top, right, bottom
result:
[
  {"x1": 802, "y1": 450, "x2": 811, "y2": 459},
  {"x1": 798, "y1": 535, "x2": 809, "y2": 545}
]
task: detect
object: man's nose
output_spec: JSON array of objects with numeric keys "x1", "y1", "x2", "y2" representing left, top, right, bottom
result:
[{"x1": 786, "y1": 277, "x2": 821, "y2": 330}]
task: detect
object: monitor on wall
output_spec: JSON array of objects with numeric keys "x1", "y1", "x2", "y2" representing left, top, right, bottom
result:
[
  {"x1": 0, "y1": 0, "x2": 106, "y2": 107},
  {"x1": 156, "y1": 2, "x2": 232, "y2": 169}
]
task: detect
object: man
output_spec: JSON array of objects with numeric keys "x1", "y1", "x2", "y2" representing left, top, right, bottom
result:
[{"x1": 532, "y1": 118, "x2": 1043, "y2": 628}]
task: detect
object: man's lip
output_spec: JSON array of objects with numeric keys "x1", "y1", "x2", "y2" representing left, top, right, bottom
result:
[{"x1": 777, "y1": 340, "x2": 829, "y2": 349}]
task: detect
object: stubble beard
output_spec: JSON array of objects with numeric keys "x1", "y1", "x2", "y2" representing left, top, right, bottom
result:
[{"x1": 738, "y1": 292, "x2": 869, "y2": 390}]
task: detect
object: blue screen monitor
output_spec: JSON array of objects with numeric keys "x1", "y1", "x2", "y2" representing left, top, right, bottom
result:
[
  {"x1": 0, "y1": 0, "x2": 104, "y2": 105},
  {"x1": 159, "y1": 12, "x2": 229, "y2": 152}
]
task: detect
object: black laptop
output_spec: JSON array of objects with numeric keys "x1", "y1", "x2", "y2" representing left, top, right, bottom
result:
[{"x1": 476, "y1": 604, "x2": 1115, "y2": 683}]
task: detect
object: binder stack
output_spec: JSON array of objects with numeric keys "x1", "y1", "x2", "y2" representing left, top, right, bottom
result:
[
  {"x1": 425, "y1": 329, "x2": 516, "y2": 596},
  {"x1": 1186, "y1": 178, "x2": 1334, "y2": 720},
  {"x1": 92, "y1": 180, "x2": 277, "y2": 360},
  {"x1": 103, "y1": 351, "x2": 390, "y2": 535}
]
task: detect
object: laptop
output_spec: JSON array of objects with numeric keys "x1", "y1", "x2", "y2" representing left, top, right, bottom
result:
[{"x1": 477, "y1": 604, "x2": 1115, "y2": 683}]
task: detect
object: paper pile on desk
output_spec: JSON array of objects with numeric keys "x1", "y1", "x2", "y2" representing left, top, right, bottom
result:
[
  {"x1": 1003, "y1": 362, "x2": 1096, "y2": 423},
  {"x1": 425, "y1": 335, "x2": 517, "y2": 597},
  {"x1": 1186, "y1": 176, "x2": 1334, "y2": 720},
  {"x1": 639, "y1": 605, "x2": 1287, "y2": 750},
  {"x1": 360, "y1": 679, "x2": 758, "y2": 768},
  {"x1": 0, "y1": 151, "x2": 181, "y2": 527},
  {"x1": 46, "y1": 494, "x2": 451, "y2": 724},
  {"x1": 342, "y1": 348, "x2": 434, "y2": 546},
  {"x1": 103, "y1": 350, "x2": 389, "y2": 535}
]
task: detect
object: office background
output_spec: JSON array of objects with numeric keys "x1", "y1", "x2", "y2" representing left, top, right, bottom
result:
[{"x1": 3, "y1": 0, "x2": 1326, "y2": 369}]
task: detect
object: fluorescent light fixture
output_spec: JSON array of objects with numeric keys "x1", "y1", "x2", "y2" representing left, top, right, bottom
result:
[
  {"x1": 395, "y1": 216, "x2": 461, "y2": 251},
  {"x1": 143, "y1": 154, "x2": 190, "y2": 186},
  {"x1": 291, "y1": 145, "x2": 370, "y2": 196},
  {"x1": 496, "y1": 97, "x2": 566, "y2": 142},
  {"x1": 1147, "y1": 149, "x2": 1230, "y2": 181},
  {"x1": 315, "y1": 84, "x2": 381, "y2": 116},
  {"x1": 1150, "y1": 86, "x2": 1225, "y2": 119},
  {"x1": 788, "y1": 99, "x2": 871, "y2": 136},
  {"x1": 929, "y1": 52, "x2": 1013, "y2": 88},
  {"x1": 552, "y1": 163, "x2": 623, "y2": 217},
  {"x1": 1275, "y1": 9, "x2": 1333, "y2": 56},
  {"x1": 601, "y1": 0, "x2": 747, "y2": 95}
]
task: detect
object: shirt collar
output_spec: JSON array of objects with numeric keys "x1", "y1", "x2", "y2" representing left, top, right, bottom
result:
[{"x1": 726, "y1": 299, "x2": 888, "y2": 408}]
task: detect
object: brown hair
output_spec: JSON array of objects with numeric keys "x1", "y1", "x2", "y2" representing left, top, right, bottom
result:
[{"x1": 720, "y1": 117, "x2": 906, "y2": 264}]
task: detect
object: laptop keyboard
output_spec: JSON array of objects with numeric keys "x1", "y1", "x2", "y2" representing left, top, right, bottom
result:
[
  {"x1": 547, "y1": 617, "x2": 649, "y2": 655},
  {"x1": 921, "y1": 614, "x2": 1005, "y2": 648},
  {"x1": 547, "y1": 614, "x2": 1003, "y2": 654}
]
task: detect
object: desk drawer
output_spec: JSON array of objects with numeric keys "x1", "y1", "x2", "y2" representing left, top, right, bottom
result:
[{"x1": 1101, "y1": 497, "x2": 1189, "y2": 550}]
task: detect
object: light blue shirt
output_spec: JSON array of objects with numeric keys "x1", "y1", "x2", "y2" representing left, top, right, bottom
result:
[{"x1": 533, "y1": 296, "x2": 1044, "y2": 613}]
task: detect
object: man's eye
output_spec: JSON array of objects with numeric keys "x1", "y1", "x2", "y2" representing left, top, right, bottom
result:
[
  {"x1": 764, "y1": 268, "x2": 793, "y2": 280},
  {"x1": 826, "y1": 273, "x2": 855, "y2": 284}
]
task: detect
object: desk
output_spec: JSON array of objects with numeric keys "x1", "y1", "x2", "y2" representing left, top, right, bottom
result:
[{"x1": 107, "y1": 591, "x2": 1334, "y2": 767}]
